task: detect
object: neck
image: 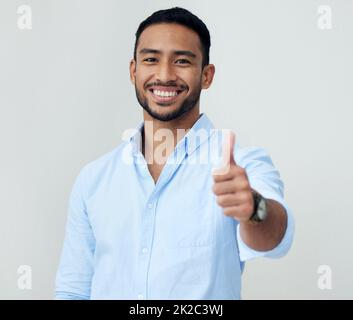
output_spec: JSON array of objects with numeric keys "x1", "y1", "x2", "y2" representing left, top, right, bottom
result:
[{"x1": 141, "y1": 106, "x2": 201, "y2": 162}]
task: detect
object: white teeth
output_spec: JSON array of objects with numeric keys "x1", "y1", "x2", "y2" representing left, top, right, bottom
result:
[{"x1": 152, "y1": 90, "x2": 178, "y2": 97}]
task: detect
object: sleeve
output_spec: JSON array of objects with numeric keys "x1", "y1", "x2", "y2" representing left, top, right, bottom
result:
[
  {"x1": 55, "y1": 165, "x2": 95, "y2": 300},
  {"x1": 235, "y1": 146, "x2": 295, "y2": 262}
]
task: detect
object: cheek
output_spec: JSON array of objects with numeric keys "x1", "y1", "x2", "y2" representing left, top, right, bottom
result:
[
  {"x1": 187, "y1": 78, "x2": 202, "y2": 93},
  {"x1": 136, "y1": 79, "x2": 148, "y2": 94},
  {"x1": 134, "y1": 68, "x2": 150, "y2": 86},
  {"x1": 185, "y1": 71, "x2": 202, "y2": 87}
]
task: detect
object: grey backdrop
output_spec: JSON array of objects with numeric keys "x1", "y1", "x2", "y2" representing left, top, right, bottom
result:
[{"x1": 0, "y1": 0, "x2": 352, "y2": 299}]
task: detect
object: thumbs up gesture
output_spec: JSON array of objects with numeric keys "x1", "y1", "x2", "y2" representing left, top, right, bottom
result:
[{"x1": 212, "y1": 130, "x2": 254, "y2": 222}]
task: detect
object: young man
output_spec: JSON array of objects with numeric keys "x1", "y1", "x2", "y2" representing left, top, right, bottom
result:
[{"x1": 55, "y1": 7, "x2": 294, "y2": 300}]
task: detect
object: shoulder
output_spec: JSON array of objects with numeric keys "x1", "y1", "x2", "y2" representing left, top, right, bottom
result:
[
  {"x1": 72, "y1": 141, "x2": 129, "y2": 198},
  {"x1": 235, "y1": 144, "x2": 274, "y2": 168}
]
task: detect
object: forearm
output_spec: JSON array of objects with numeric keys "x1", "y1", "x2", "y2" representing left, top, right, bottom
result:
[{"x1": 239, "y1": 198, "x2": 287, "y2": 251}]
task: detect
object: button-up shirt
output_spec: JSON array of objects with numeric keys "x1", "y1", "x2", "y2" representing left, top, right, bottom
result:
[{"x1": 55, "y1": 113, "x2": 294, "y2": 299}]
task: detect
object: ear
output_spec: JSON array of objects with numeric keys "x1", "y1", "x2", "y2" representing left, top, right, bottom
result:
[
  {"x1": 201, "y1": 64, "x2": 215, "y2": 89},
  {"x1": 129, "y1": 59, "x2": 136, "y2": 85}
]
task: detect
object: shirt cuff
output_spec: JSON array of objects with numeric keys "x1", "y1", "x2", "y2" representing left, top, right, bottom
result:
[{"x1": 236, "y1": 185, "x2": 295, "y2": 262}]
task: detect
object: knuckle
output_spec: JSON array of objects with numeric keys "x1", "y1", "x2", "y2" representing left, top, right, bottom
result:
[
  {"x1": 217, "y1": 196, "x2": 224, "y2": 206},
  {"x1": 242, "y1": 177, "x2": 250, "y2": 187},
  {"x1": 238, "y1": 192, "x2": 249, "y2": 203},
  {"x1": 236, "y1": 166, "x2": 245, "y2": 175}
]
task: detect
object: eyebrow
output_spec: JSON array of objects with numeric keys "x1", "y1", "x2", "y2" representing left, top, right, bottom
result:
[{"x1": 139, "y1": 48, "x2": 197, "y2": 58}]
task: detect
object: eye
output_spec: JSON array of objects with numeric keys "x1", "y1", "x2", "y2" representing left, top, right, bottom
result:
[
  {"x1": 143, "y1": 57, "x2": 157, "y2": 63},
  {"x1": 175, "y1": 59, "x2": 191, "y2": 65}
]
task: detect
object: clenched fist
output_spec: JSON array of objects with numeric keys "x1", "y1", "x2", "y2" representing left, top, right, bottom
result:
[{"x1": 212, "y1": 130, "x2": 254, "y2": 222}]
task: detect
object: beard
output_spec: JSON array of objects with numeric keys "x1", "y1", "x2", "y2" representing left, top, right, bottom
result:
[{"x1": 135, "y1": 82, "x2": 202, "y2": 122}]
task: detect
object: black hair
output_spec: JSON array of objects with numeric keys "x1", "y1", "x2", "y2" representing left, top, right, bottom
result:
[{"x1": 134, "y1": 7, "x2": 211, "y2": 68}]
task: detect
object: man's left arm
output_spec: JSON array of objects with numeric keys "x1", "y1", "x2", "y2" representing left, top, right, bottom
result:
[{"x1": 212, "y1": 131, "x2": 294, "y2": 255}]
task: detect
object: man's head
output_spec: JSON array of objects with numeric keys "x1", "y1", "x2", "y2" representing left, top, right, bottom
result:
[{"x1": 130, "y1": 7, "x2": 215, "y2": 122}]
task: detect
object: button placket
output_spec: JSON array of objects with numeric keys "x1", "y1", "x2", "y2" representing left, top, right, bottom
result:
[{"x1": 135, "y1": 197, "x2": 157, "y2": 299}]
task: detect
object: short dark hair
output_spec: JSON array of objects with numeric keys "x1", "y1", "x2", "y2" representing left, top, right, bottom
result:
[{"x1": 134, "y1": 7, "x2": 211, "y2": 68}]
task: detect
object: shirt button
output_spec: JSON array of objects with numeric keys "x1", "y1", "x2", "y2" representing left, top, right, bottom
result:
[
  {"x1": 137, "y1": 294, "x2": 144, "y2": 300},
  {"x1": 142, "y1": 247, "x2": 148, "y2": 254},
  {"x1": 147, "y1": 202, "x2": 153, "y2": 209}
]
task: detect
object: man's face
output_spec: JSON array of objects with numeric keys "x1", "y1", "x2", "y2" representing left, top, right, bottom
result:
[{"x1": 130, "y1": 23, "x2": 214, "y2": 122}]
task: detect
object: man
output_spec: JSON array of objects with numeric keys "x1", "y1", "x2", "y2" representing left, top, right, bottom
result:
[{"x1": 55, "y1": 7, "x2": 294, "y2": 300}]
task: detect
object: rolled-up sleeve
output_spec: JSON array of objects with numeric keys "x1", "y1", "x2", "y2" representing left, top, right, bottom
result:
[
  {"x1": 55, "y1": 165, "x2": 95, "y2": 300},
  {"x1": 235, "y1": 146, "x2": 295, "y2": 262}
]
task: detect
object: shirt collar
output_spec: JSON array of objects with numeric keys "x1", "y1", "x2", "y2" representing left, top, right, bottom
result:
[{"x1": 128, "y1": 113, "x2": 215, "y2": 158}]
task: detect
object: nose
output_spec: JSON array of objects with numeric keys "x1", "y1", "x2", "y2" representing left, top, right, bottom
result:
[{"x1": 155, "y1": 60, "x2": 177, "y2": 83}]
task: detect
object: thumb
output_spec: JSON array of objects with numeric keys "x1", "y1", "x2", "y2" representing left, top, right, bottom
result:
[{"x1": 222, "y1": 129, "x2": 236, "y2": 166}]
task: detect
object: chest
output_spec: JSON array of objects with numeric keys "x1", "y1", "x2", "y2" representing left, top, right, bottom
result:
[
  {"x1": 147, "y1": 163, "x2": 165, "y2": 184},
  {"x1": 86, "y1": 161, "x2": 238, "y2": 255}
]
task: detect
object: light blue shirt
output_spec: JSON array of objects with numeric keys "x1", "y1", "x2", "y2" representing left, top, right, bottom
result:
[{"x1": 55, "y1": 113, "x2": 294, "y2": 300}]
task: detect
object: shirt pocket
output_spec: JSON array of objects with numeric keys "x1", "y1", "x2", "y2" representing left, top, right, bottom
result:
[{"x1": 165, "y1": 194, "x2": 217, "y2": 249}]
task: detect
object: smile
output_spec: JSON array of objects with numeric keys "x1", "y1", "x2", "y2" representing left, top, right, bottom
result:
[{"x1": 148, "y1": 88, "x2": 185, "y2": 103}]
